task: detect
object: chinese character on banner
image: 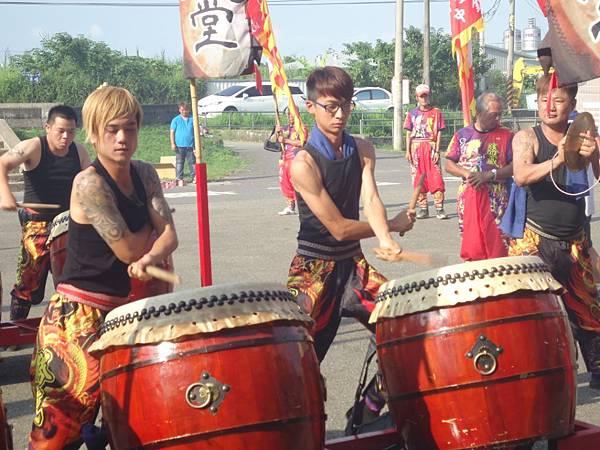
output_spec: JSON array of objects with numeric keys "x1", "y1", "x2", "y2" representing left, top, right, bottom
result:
[
  {"x1": 450, "y1": 0, "x2": 483, "y2": 125},
  {"x1": 179, "y1": 0, "x2": 261, "y2": 78},
  {"x1": 543, "y1": 0, "x2": 600, "y2": 85}
]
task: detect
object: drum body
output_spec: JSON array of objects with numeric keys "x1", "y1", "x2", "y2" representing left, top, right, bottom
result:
[
  {"x1": 91, "y1": 284, "x2": 325, "y2": 450},
  {"x1": 0, "y1": 389, "x2": 13, "y2": 450},
  {"x1": 48, "y1": 211, "x2": 173, "y2": 299},
  {"x1": 371, "y1": 256, "x2": 577, "y2": 450}
]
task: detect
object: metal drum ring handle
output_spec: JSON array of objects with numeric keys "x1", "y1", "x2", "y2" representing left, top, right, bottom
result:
[{"x1": 473, "y1": 348, "x2": 498, "y2": 376}]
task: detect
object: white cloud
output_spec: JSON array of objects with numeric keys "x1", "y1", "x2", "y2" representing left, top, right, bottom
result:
[{"x1": 88, "y1": 24, "x2": 103, "y2": 39}]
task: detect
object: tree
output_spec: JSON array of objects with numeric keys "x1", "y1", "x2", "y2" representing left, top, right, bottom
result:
[
  {"x1": 1, "y1": 33, "x2": 199, "y2": 105},
  {"x1": 343, "y1": 27, "x2": 493, "y2": 110}
]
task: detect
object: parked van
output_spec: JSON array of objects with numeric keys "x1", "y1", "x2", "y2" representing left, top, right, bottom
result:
[{"x1": 198, "y1": 83, "x2": 306, "y2": 116}]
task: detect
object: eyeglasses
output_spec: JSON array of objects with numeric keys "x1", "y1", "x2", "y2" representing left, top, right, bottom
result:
[
  {"x1": 417, "y1": 94, "x2": 429, "y2": 98},
  {"x1": 314, "y1": 100, "x2": 356, "y2": 115}
]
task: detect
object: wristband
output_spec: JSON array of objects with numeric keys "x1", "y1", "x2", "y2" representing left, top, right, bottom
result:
[{"x1": 491, "y1": 168, "x2": 497, "y2": 181}]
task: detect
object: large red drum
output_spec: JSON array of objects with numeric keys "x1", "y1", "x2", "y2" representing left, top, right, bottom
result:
[
  {"x1": 0, "y1": 389, "x2": 13, "y2": 450},
  {"x1": 89, "y1": 283, "x2": 325, "y2": 450},
  {"x1": 47, "y1": 210, "x2": 174, "y2": 299},
  {"x1": 370, "y1": 256, "x2": 577, "y2": 450}
]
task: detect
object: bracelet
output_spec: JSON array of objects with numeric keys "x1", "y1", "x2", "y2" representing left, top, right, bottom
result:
[{"x1": 491, "y1": 168, "x2": 498, "y2": 181}]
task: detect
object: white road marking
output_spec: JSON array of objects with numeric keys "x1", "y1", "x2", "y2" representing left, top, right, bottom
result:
[
  {"x1": 165, "y1": 191, "x2": 237, "y2": 198},
  {"x1": 376, "y1": 181, "x2": 401, "y2": 186}
]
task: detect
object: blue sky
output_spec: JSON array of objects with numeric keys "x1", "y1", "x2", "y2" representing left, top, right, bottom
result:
[{"x1": 0, "y1": 1, "x2": 547, "y2": 63}]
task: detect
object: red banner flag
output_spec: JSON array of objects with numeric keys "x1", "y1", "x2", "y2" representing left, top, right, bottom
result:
[
  {"x1": 247, "y1": 0, "x2": 306, "y2": 144},
  {"x1": 450, "y1": 0, "x2": 484, "y2": 126},
  {"x1": 179, "y1": 0, "x2": 261, "y2": 78},
  {"x1": 543, "y1": 1, "x2": 600, "y2": 86},
  {"x1": 537, "y1": 0, "x2": 547, "y2": 17}
]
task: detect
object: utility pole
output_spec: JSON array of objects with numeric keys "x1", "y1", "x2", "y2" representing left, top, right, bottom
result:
[
  {"x1": 423, "y1": 0, "x2": 430, "y2": 86},
  {"x1": 506, "y1": 0, "x2": 516, "y2": 112},
  {"x1": 393, "y1": 0, "x2": 404, "y2": 152}
]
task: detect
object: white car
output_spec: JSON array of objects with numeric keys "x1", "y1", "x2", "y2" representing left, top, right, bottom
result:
[
  {"x1": 198, "y1": 83, "x2": 306, "y2": 116},
  {"x1": 353, "y1": 87, "x2": 393, "y2": 112}
]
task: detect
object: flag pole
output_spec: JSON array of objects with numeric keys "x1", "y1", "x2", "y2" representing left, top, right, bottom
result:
[{"x1": 189, "y1": 78, "x2": 213, "y2": 286}]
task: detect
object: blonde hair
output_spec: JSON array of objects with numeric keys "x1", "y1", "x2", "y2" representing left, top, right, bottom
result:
[{"x1": 82, "y1": 85, "x2": 143, "y2": 148}]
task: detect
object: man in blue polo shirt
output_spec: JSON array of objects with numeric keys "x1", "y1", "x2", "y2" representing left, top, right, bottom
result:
[{"x1": 170, "y1": 102, "x2": 196, "y2": 184}]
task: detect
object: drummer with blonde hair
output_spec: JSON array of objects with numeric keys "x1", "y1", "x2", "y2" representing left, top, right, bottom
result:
[{"x1": 28, "y1": 85, "x2": 178, "y2": 449}]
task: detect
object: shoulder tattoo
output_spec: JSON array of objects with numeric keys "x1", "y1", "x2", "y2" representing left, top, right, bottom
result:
[
  {"x1": 135, "y1": 161, "x2": 174, "y2": 223},
  {"x1": 7, "y1": 144, "x2": 25, "y2": 157},
  {"x1": 75, "y1": 172, "x2": 128, "y2": 244}
]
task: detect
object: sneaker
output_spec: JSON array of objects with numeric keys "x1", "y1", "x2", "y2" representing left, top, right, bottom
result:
[
  {"x1": 590, "y1": 373, "x2": 600, "y2": 390},
  {"x1": 10, "y1": 296, "x2": 31, "y2": 321},
  {"x1": 190, "y1": 177, "x2": 196, "y2": 184},
  {"x1": 278, "y1": 206, "x2": 296, "y2": 216},
  {"x1": 176, "y1": 179, "x2": 185, "y2": 187},
  {"x1": 416, "y1": 208, "x2": 429, "y2": 219},
  {"x1": 436, "y1": 208, "x2": 448, "y2": 220}
]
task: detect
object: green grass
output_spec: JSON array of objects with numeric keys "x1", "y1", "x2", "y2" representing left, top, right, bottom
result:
[{"x1": 13, "y1": 125, "x2": 245, "y2": 181}]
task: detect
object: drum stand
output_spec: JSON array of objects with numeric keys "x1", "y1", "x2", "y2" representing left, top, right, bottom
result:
[{"x1": 324, "y1": 421, "x2": 600, "y2": 450}]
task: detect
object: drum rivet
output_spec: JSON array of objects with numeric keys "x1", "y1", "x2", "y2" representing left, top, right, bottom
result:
[
  {"x1": 202, "y1": 372, "x2": 210, "y2": 379},
  {"x1": 189, "y1": 393, "x2": 196, "y2": 400},
  {"x1": 496, "y1": 347, "x2": 503, "y2": 353},
  {"x1": 223, "y1": 385, "x2": 230, "y2": 392},
  {"x1": 479, "y1": 335, "x2": 486, "y2": 341},
  {"x1": 210, "y1": 406, "x2": 218, "y2": 413}
]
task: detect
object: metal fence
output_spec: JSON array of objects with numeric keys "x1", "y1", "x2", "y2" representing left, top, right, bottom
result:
[{"x1": 204, "y1": 110, "x2": 540, "y2": 148}]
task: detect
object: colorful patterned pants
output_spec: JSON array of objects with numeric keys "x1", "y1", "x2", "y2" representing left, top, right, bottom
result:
[
  {"x1": 509, "y1": 228, "x2": 600, "y2": 374},
  {"x1": 287, "y1": 253, "x2": 386, "y2": 362},
  {"x1": 29, "y1": 293, "x2": 105, "y2": 450},
  {"x1": 409, "y1": 140, "x2": 445, "y2": 210},
  {"x1": 11, "y1": 211, "x2": 51, "y2": 306}
]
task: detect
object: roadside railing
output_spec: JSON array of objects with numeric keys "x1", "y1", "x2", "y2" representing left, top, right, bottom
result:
[{"x1": 203, "y1": 110, "x2": 540, "y2": 149}]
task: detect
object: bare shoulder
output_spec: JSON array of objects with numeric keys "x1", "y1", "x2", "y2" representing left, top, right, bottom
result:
[
  {"x1": 355, "y1": 136, "x2": 376, "y2": 168},
  {"x1": 291, "y1": 149, "x2": 320, "y2": 187},
  {"x1": 512, "y1": 128, "x2": 537, "y2": 156},
  {"x1": 3, "y1": 136, "x2": 40, "y2": 161}
]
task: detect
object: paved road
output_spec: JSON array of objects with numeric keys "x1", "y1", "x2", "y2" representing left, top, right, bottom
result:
[{"x1": 1, "y1": 141, "x2": 599, "y2": 448}]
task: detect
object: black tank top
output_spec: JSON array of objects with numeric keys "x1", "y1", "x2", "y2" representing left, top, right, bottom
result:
[
  {"x1": 23, "y1": 136, "x2": 81, "y2": 219},
  {"x1": 526, "y1": 126, "x2": 585, "y2": 239},
  {"x1": 59, "y1": 159, "x2": 150, "y2": 296},
  {"x1": 296, "y1": 144, "x2": 362, "y2": 260}
]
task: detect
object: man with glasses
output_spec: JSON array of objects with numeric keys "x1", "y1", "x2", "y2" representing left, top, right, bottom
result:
[
  {"x1": 404, "y1": 84, "x2": 448, "y2": 219},
  {"x1": 287, "y1": 66, "x2": 415, "y2": 423},
  {"x1": 0, "y1": 105, "x2": 90, "y2": 320}
]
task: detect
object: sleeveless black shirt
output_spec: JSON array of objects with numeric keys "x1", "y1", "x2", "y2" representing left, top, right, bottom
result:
[
  {"x1": 525, "y1": 126, "x2": 585, "y2": 239},
  {"x1": 23, "y1": 136, "x2": 81, "y2": 219},
  {"x1": 295, "y1": 144, "x2": 362, "y2": 260},
  {"x1": 59, "y1": 159, "x2": 150, "y2": 296}
]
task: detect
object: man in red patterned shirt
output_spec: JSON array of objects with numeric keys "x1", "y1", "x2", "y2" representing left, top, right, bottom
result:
[{"x1": 404, "y1": 84, "x2": 447, "y2": 219}]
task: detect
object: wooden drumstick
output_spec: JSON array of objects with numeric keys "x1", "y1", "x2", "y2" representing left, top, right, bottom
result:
[
  {"x1": 16, "y1": 202, "x2": 61, "y2": 209},
  {"x1": 408, "y1": 174, "x2": 425, "y2": 211},
  {"x1": 146, "y1": 265, "x2": 181, "y2": 285}
]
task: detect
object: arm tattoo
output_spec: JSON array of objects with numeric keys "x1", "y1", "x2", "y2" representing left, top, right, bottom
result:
[
  {"x1": 75, "y1": 172, "x2": 128, "y2": 244},
  {"x1": 7, "y1": 146, "x2": 24, "y2": 157},
  {"x1": 514, "y1": 131, "x2": 535, "y2": 164},
  {"x1": 135, "y1": 161, "x2": 174, "y2": 224}
]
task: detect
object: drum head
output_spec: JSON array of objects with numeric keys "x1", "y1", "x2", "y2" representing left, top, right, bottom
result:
[
  {"x1": 47, "y1": 210, "x2": 70, "y2": 244},
  {"x1": 90, "y1": 282, "x2": 311, "y2": 354},
  {"x1": 370, "y1": 256, "x2": 562, "y2": 323}
]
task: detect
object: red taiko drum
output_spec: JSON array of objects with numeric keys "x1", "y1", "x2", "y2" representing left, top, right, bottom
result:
[
  {"x1": 47, "y1": 210, "x2": 174, "y2": 300},
  {"x1": 89, "y1": 283, "x2": 325, "y2": 450},
  {"x1": 370, "y1": 256, "x2": 577, "y2": 450},
  {"x1": 0, "y1": 389, "x2": 13, "y2": 450}
]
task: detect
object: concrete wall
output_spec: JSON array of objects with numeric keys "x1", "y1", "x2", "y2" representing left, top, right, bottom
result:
[{"x1": 0, "y1": 103, "x2": 180, "y2": 128}]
